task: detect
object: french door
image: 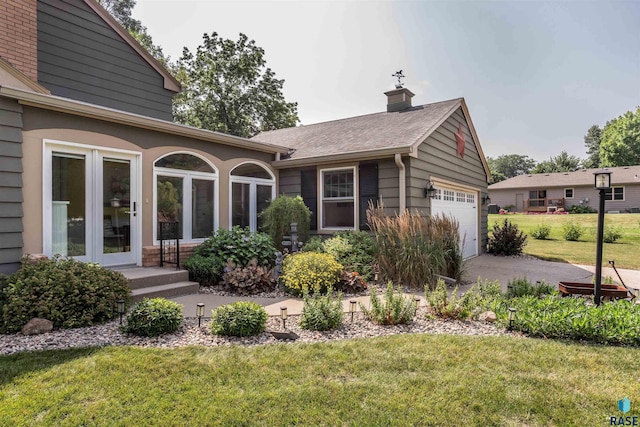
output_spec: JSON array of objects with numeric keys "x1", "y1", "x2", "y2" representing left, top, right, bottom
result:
[{"x1": 45, "y1": 142, "x2": 141, "y2": 266}]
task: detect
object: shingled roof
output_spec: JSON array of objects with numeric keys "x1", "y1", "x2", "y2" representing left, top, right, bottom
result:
[
  {"x1": 489, "y1": 165, "x2": 640, "y2": 189},
  {"x1": 252, "y1": 98, "x2": 463, "y2": 162}
]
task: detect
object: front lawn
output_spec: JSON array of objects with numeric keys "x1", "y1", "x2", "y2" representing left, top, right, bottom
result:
[
  {"x1": 489, "y1": 213, "x2": 640, "y2": 269},
  {"x1": 1, "y1": 335, "x2": 639, "y2": 426}
]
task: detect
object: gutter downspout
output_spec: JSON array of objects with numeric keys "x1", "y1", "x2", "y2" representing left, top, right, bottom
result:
[{"x1": 394, "y1": 153, "x2": 406, "y2": 212}]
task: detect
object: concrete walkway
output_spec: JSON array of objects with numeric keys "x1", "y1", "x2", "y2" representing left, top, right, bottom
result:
[{"x1": 169, "y1": 255, "x2": 640, "y2": 317}]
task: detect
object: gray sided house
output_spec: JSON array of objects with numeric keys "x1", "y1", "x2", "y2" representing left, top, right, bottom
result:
[
  {"x1": 253, "y1": 88, "x2": 492, "y2": 259},
  {"x1": 0, "y1": 0, "x2": 491, "y2": 274},
  {"x1": 0, "y1": 0, "x2": 288, "y2": 273},
  {"x1": 489, "y1": 166, "x2": 640, "y2": 213}
]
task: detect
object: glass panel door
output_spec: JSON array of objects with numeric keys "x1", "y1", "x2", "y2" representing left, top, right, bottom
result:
[
  {"x1": 103, "y1": 158, "x2": 131, "y2": 255},
  {"x1": 192, "y1": 179, "x2": 214, "y2": 238},
  {"x1": 232, "y1": 182, "x2": 251, "y2": 228},
  {"x1": 52, "y1": 153, "x2": 87, "y2": 258},
  {"x1": 256, "y1": 184, "x2": 272, "y2": 231},
  {"x1": 101, "y1": 155, "x2": 137, "y2": 265}
]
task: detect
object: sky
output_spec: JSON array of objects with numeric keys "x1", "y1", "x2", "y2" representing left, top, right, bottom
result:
[{"x1": 133, "y1": 0, "x2": 640, "y2": 162}]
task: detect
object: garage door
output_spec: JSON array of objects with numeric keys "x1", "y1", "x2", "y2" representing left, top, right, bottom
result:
[{"x1": 431, "y1": 187, "x2": 478, "y2": 259}]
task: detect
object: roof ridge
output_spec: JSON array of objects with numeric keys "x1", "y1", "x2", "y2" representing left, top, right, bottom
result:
[{"x1": 255, "y1": 97, "x2": 463, "y2": 137}]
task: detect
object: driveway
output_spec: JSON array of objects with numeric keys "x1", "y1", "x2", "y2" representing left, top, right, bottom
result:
[{"x1": 464, "y1": 254, "x2": 640, "y2": 292}]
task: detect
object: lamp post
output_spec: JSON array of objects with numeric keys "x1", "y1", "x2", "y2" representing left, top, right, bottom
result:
[
  {"x1": 349, "y1": 300, "x2": 357, "y2": 323},
  {"x1": 196, "y1": 303, "x2": 205, "y2": 328},
  {"x1": 280, "y1": 306, "x2": 288, "y2": 330},
  {"x1": 116, "y1": 299, "x2": 125, "y2": 325},
  {"x1": 594, "y1": 170, "x2": 612, "y2": 306}
]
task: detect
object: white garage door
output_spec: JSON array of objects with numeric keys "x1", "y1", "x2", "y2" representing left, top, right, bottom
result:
[{"x1": 431, "y1": 187, "x2": 478, "y2": 259}]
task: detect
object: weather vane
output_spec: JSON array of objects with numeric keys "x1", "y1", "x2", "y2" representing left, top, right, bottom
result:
[{"x1": 392, "y1": 70, "x2": 405, "y2": 88}]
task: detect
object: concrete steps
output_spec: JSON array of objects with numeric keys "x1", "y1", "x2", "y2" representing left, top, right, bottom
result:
[{"x1": 118, "y1": 267, "x2": 199, "y2": 302}]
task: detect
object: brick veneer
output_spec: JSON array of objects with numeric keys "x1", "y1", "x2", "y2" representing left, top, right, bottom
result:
[
  {"x1": 0, "y1": 0, "x2": 38, "y2": 82},
  {"x1": 142, "y1": 243, "x2": 200, "y2": 267}
]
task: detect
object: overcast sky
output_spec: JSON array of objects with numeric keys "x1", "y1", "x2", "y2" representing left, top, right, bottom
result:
[{"x1": 133, "y1": 0, "x2": 640, "y2": 162}]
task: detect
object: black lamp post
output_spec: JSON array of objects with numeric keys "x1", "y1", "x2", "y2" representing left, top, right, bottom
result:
[
  {"x1": 196, "y1": 303, "x2": 205, "y2": 327},
  {"x1": 594, "y1": 170, "x2": 612, "y2": 306},
  {"x1": 116, "y1": 299, "x2": 125, "y2": 325}
]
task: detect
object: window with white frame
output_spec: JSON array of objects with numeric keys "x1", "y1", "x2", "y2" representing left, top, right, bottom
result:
[
  {"x1": 564, "y1": 188, "x2": 574, "y2": 199},
  {"x1": 604, "y1": 186, "x2": 624, "y2": 201},
  {"x1": 154, "y1": 153, "x2": 218, "y2": 242},
  {"x1": 321, "y1": 167, "x2": 356, "y2": 229},
  {"x1": 230, "y1": 163, "x2": 275, "y2": 232}
]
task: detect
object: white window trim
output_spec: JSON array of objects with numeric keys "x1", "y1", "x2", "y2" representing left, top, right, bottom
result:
[
  {"x1": 153, "y1": 152, "x2": 219, "y2": 244},
  {"x1": 319, "y1": 166, "x2": 357, "y2": 231},
  {"x1": 564, "y1": 188, "x2": 574, "y2": 199},
  {"x1": 228, "y1": 162, "x2": 276, "y2": 232}
]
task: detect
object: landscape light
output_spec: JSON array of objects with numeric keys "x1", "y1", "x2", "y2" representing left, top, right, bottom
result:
[
  {"x1": 508, "y1": 307, "x2": 517, "y2": 329},
  {"x1": 349, "y1": 300, "x2": 357, "y2": 322},
  {"x1": 280, "y1": 306, "x2": 288, "y2": 330},
  {"x1": 117, "y1": 299, "x2": 125, "y2": 325},
  {"x1": 196, "y1": 303, "x2": 205, "y2": 327}
]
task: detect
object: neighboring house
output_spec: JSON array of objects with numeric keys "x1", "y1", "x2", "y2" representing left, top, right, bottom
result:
[
  {"x1": 0, "y1": 0, "x2": 491, "y2": 274},
  {"x1": 488, "y1": 166, "x2": 640, "y2": 213},
  {"x1": 253, "y1": 88, "x2": 492, "y2": 259},
  {"x1": 0, "y1": 0, "x2": 288, "y2": 273}
]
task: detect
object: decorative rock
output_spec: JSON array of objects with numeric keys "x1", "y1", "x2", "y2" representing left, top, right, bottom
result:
[
  {"x1": 27, "y1": 253, "x2": 48, "y2": 264},
  {"x1": 270, "y1": 330, "x2": 300, "y2": 341},
  {"x1": 479, "y1": 311, "x2": 497, "y2": 323},
  {"x1": 21, "y1": 318, "x2": 54, "y2": 335}
]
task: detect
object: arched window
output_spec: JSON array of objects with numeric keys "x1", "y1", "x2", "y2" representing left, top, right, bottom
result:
[
  {"x1": 154, "y1": 153, "x2": 218, "y2": 242},
  {"x1": 230, "y1": 162, "x2": 275, "y2": 231}
]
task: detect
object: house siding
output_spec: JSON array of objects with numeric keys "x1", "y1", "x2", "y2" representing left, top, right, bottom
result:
[
  {"x1": 406, "y1": 107, "x2": 489, "y2": 249},
  {"x1": 491, "y1": 185, "x2": 640, "y2": 213},
  {"x1": 37, "y1": 0, "x2": 174, "y2": 121},
  {"x1": 276, "y1": 158, "x2": 400, "y2": 230},
  {"x1": 0, "y1": 98, "x2": 24, "y2": 273}
]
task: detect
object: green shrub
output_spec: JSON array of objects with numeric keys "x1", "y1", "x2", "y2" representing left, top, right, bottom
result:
[
  {"x1": 562, "y1": 222, "x2": 584, "y2": 241},
  {"x1": 0, "y1": 257, "x2": 130, "y2": 333},
  {"x1": 505, "y1": 277, "x2": 555, "y2": 298},
  {"x1": 221, "y1": 259, "x2": 275, "y2": 295},
  {"x1": 300, "y1": 289, "x2": 344, "y2": 331},
  {"x1": 183, "y1": 254, "x2": 225, "y2": 286},
  {"x1": 367, "y1": 205, "x2": 464, "y2": 289},
  {"x1": 569, "y1": 205, "x2": 597, "y2": 214},
  {"x1": 188, "y1": 227, "x2": 277, "y2": 285},
  {"x1": 499, "y1": 296, "x2": 640, "y2": 346},
  {"x1": 210, "y1": 301, "x2": 268, "y2": 337},
  {"x1": 280, "y1": 252, "x2": 343, "y2": 295},
  {"x1": 260, "y1": 195, "x2": 311, "y2": 251},
  {"x1": 603, "y1": 226, "x2": 623, "y2": 243},
  {"x1": 425, "y1": 279, "x2": 470, "y2": 320},
  {"x1": 460, "y1": 278, "x2": 504, "y2": 317},
  {"x1": 332, "y1": 231, "x2": 376, "y2": 281},
  {"x1": 530, "y1": 223, "x2": 551, "y2": 240},
  {"x1": 121, "y1": 298, "x2": 183, "y2": 337},
  {"x1": 487, "y1": 219, "x2": 527, "y2": 256},
  {"x1": 360, "y1": 282, "x2": 417, "y2": 325},
  {"x1": 195, "y1": 227, "x2": 276, "y2": 267},
  {"x1": 302, "y1": 236, "x2": 324, "y2": 253}
]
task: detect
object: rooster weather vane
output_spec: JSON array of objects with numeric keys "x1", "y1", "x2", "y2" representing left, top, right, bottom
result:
[{"x1": 392, "y1": 70, "x2": 405, "y2": 88}]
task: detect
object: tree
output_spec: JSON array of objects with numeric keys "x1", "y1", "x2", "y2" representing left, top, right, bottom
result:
[
  {"x1": 486, "y1": 154, "x2": 536, "y2": 183},
  {"x1": 532, "y1": 151, "x2": 582, "y2": 173},
  {"x1": 600, "y1": 107, "x2": 640, "y2": 167},
  {"x1": 583, "y1": 125, "x2": 602, "y2": 169},
  {"x1": 173, "y1": 32, "x2": 299, "y2": 138},
  {"x1": 96, "y1": 0, "x2": 170, "y2": 65}
]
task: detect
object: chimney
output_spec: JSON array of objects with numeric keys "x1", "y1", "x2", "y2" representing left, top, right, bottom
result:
[
  {"x1": 0, "y1": 0, "x2": 38, "y2": 82},
  {"x1": 384, "y1": 87, "x2": 415, "y2": 112}
]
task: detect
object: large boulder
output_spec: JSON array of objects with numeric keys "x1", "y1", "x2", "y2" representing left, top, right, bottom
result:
[
  {"x1": 478, "y1": 311, "x2": 497, "y2": 323},
  {"x1": 21, "y1": 318, "x2": 54, "y2": 335}
]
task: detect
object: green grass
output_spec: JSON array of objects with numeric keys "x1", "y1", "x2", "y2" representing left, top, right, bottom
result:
[
  {"x1": 1, "y1": 335, "x2": 639, "y2": 426},
  {"x1": 489, "y1": 213, "x2": 640, "y2": 269}
]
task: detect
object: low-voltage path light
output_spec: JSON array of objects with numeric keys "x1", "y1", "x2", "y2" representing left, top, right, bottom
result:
[
  {"x1": 196, "y1": 303, "x2": 205, "y2": 327},
  {"x1": 349, "y1": 300, "x2": 357, "y2": 323},
  {"x1": 508, "y1": 307, "x2": 517, "y2": 329},
  {"x1": 280, "y1": 306, "x2": 288, "y2": 330},
  {"x1": 117, "y1": 299, "x2": 125, "y2": 325}
]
